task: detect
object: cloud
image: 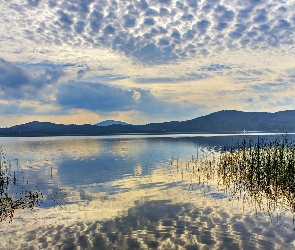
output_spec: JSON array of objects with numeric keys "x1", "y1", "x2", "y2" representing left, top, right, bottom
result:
[
  {"x1": 55, "y1": 81, "x2": 180, "y2": 114},
  {"x1": 55, "y1": 81, "x2": 201, "y2": 119},
  {"x1": 288, "y1": 69, "x2": 295, "y2": 79},
  {"x1": 74, "y1": 20, "x2": 86, "y2": 34},
  {"x1": 247, "y1": 70, "x2": 264, "y2": 75},
  {"x1": 0, "y1": 102, "x2": 35, "y2": 115},
  {"x1": 15, "y1": 61, "x2": 90, "y2": 80},
  {"x1": 0, "y1": 58, "x2": 31, "y2": 89},
  {"x1": 132, "y1": 43, "x2": 178, "y2": 63},
  {"x1": 123, "y1": 14, "x2": 137, "y2": 28},
  {"x1": 235, "y1": 70, "x2": 265, "y2": 81},
  {"x1": 1, "y1": 0, "x2": 293, "y2": 64},
  {"x1": 256, "y1": 94, "x2": 295, "y2": 108},
  {"x1": 131, "y1": 87, "x2": 207, "y2": 119},
  {"x1": 251, "y1": 79, "x2": 292, "y2": 93},
  {"x1": 77, "y1": 65, "x2": 90, "y2": 79},
  {"x1": 56, "y1": 81, "x2": 140, "y2": 112},
  {"x1": 134, "y1": 73, "x2": 209, "y2": 84},
  {"x1": 270, "y1": 96, "x2": 294, "y2": 107},
  {"x1": 97, "y1": 66, "x2": 113, "y2": 71},
  {"x1": 58, "y1": 10, "x2": 73, "y2": 26},
  {"x1": 233, "y1": 67, "x2": 267, "y2": 82},
  {"x1": 253, "y1": 9, "x2": 268, "y2": 23},
  {"x1": 27, "y1": 0, "x2": 40, "y2": 7},
  {"x1": 200, "y1": 64, "x2": 231, "y2": 71},
  {"x1": 0, "y1": 58, "x2": 65, "y2": 100},
  {"x1": 86, "y1": 74, "x2": 129, "y2": 82},
  {"x1": 0, "y1": 101, "x2": 66, "y2": 116},
  {"x1": 89, "y1": 9, "x2": 104, "y2": 34},
  {"x1": 16, "y1": 61, "x2": 82, "y2": 70},
  {"x1": 196, "y1": 20, "x2": 211, "y2": 34},
  {"x1": 236, "y1": 77, "x2": 260, "y2": 83}
]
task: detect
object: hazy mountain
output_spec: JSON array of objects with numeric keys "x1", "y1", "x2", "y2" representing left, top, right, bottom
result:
[
  {"x1": 1, "y1": 110, "x2": 295, "y2": 136},
  {"x1": 96, "y1": 120, "x2": 129, "y2": 126}
]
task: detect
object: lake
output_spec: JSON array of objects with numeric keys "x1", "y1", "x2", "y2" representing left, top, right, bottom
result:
[{"x1": 1, "y1": 134, "x2": 295, "y2": 249}]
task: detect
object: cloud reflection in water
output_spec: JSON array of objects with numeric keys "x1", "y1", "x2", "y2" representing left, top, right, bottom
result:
[{"x1": 1, "y1": 135, "x2": 295, "y2": 249}]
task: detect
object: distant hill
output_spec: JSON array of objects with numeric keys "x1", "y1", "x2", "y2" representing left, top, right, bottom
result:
[
  {"x1": 1, "y1": 110, "x2": 295, "y2": 136},
  {"x1": 96, "y1": 120, "x2": 129, "y2": 126},
  {"x1": 145, "y1": 110, "x2": 295, "y2": 133}
]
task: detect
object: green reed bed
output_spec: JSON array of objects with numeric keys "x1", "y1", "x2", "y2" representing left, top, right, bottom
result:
[{"x1": 217, "y1": 136, "x2": 295, "y2": 213}]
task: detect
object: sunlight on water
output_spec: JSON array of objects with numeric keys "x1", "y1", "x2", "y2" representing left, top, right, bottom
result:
[{"x1": 1, "y1": 134, "x2": 295, "y2": 249}]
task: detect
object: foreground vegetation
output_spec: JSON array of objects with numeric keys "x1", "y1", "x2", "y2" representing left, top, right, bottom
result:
[
  {"x1": 169, "y1": 135, "x2": 295, "y2": 215},
  {"x1": 217, "y1": 136, "x2": 295, "y2": 213},
  {"x1": 0, "y1": 148, "x2": 41, "y2": 222}
]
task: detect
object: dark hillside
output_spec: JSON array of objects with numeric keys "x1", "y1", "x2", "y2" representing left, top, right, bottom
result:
[{"x1": 1, "y1": 110, "x2": 295, "y2": 136}]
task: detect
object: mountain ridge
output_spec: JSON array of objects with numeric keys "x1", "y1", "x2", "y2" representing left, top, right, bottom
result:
[{"x1": 1, "y1": 110, "x2": 295, "y2": 136}]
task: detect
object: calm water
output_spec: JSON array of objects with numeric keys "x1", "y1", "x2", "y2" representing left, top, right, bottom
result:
[{"x1": 1, "y1": 134, "x2": 295, "y2": 249}]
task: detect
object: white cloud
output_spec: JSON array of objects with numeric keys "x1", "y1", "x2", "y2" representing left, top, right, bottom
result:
[{"x1": 0, "y1": 0, "x2": 294, "y2": 63}]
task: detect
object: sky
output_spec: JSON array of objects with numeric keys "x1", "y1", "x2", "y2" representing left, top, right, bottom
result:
[{"x1": 0, "y1": 0, "x2": 295, "y2": 127}]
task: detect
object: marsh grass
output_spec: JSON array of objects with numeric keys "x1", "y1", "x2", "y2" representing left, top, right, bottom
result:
[
  {"x1": 168, "y1": 136, "x2": 295, "y2": 218},
  {"x1": 0, "y1": 147, "x2": 42, "y2": 223},
  {"x1": 217, "y1": 136, "x2": 295, "y2": 215}
]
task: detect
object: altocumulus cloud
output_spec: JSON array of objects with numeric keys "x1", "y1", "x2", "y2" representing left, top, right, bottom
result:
[
  {"x1": 0, "y1": 58, "x2": 65, "y2": 100},
  {"x1": 1, "y1": 0, "x2": 294, "y2": 64}
]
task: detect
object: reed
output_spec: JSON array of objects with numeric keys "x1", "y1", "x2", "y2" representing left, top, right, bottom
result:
[
  {"x1": 0, "y1": 148, "x2": 41, "y2": 223},
  {"x1": 217, "y1": 136, "x2": 295, "y2": 212},
  {"x1": 168, "y1": 136, "x2": 295, "y2": 215}
]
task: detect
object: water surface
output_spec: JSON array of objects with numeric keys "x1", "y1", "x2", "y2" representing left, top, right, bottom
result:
[{"x1": 0, "y1": 134, "x2": 295, "y2": 249}]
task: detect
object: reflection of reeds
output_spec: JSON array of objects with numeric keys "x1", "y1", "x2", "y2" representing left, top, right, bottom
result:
[
  {"x1": 0, "y1": 148, "x2": 41, "y2": 222},
  {"x1": 217, "y1": 136, "x2": 295, "y2": 213}
]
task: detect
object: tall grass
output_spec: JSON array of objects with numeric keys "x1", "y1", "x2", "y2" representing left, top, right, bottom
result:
[
  {"x1": 217, "y1": 136, "x2": 295, "y2": 213},
  {"x1": 168, "y1": 136, "x2": 295, "y2": 215}
]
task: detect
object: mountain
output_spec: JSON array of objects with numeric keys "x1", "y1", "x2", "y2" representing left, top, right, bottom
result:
[
  {"x1": 1, "y1": 110, "x2": 295, "y2": 136},
  {"x1": 96, "y1": 120, "x2": 129, "y2": 126},
  {"x1": 148, "y1": 110, "x2": 295, "y2": 133}
]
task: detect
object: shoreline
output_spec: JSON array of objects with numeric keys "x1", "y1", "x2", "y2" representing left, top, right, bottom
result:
[{"x1": 0, "y1": 131, "x2": 292, "y2": 138}]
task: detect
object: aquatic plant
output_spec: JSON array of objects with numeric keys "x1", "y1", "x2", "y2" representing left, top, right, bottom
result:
[
  {"x1": 217, "y1": 136, "x2": 295, "y2": 213},
  {"x1": 168, "y1": 136, "x2": 295, "y2": 217},
  {"x1": 0, "y1": 148, "x2": 42, "y2": 222}
]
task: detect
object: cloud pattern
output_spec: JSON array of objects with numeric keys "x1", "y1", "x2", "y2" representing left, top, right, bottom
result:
[
  {"x1": 0, "y1": 57, "x2": 206, "y2": 119},
  {"x1": 0, "y1": 1, "x2": 295, "y2": 124},
  {"x1": 1, "y1": 0, "x2": 294, "y2": 63},
  {"x1": 1, "y1": 55, "x2": 294, "y2": 119},
  {"x1": 0, "y1": 58, "x2": 65, "y2": 100}
]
